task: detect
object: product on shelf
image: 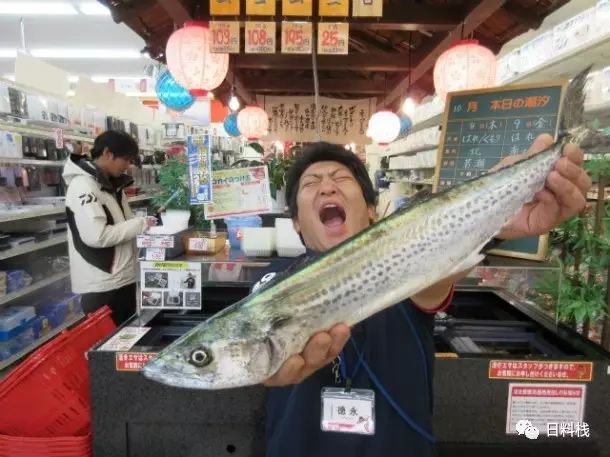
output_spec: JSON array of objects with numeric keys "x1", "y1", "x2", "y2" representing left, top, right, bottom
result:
[
  {"x1": 0, "y1": 306, "x2": 36, "y2": 361},
  {"x1": 5, "y1": 269, "x2": 33, "y2": 293}
]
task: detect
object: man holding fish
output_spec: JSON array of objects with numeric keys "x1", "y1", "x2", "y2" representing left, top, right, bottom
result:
[{"x1": 143, "y1": 70, "x2": 593, "y2": 457}]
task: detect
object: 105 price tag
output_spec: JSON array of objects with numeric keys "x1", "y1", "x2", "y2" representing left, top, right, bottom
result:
[
  {"x1": 318, "y1": 23, "x2": 349, "y2": 55},
  {"x1": 245, "y1": 22, "x2": 276, "y2": 54},
  {"x1": 282, "y1": 21, "x2": 312, "y2": 54},
  {"x1": 210, "y1": 21, "x2": 240, "y2": 53}
]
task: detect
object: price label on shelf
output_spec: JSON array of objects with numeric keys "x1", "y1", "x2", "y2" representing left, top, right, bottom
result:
[
  {"x1": 54, "y1": 128, "x2": 64, "y2": 148},
  {"x1": 281, "y1": 21, "x2": 312, "y2": 54},
  {"x1": 210, "y1": 21, "x2": 240, "y2": 54},
  {"x1": 245, "y1": 21, "x2": 276, "y2": 54},
  {"x1": 188, "y1": 237, "x2": 208, "y2": 252},
  {"x1": 137, "y1": 235, "x2": 174, "y2": 249},
  {"x1": 145, "y1": 248, "x2": 166, "y2": 261},
  {"x1": 318, "y1": 23, "x2": 349, "y2": 55}
]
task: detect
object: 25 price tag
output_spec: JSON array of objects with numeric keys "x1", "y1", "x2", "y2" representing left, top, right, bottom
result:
[
  {"x1": 245, "y1": 22, "x2": 276, "y2": 54},
  {"x1": 318, "y1": 23, "x2": 349, "y2": 55},
  {"x1": 210, "y1": 21, "x2": 240, "y2": 54},
  {"x1": 282, "y1": 21, "x2": 312, "y2": 54}
]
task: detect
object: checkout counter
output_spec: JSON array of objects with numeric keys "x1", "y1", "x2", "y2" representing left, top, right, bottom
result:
[{"x1": 87, "y1": 252, "x2": 610, "y2": 457}]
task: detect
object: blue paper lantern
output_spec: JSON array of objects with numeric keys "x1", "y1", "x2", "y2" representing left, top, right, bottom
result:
[
  {"x1": 155, "y1": 70, "x2": 195, "y2": 112},
  {"x1": 223, "y1": 112, "x2": 241, "y2": 137},
  {"x1": 399, "y1": 114, "x2": 413, "y2": 135}
]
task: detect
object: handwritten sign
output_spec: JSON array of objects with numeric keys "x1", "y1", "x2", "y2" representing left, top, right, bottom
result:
[
  {"x1": 318, "y1": 23, "x2": 349, "y2": 55},
  {"x1": 204, "y1": 166, "x2": 272, "y2": 219},
  {"x1": 246, "y1": 0, "x2": 275, "y2": 15},
  {"x1": 210, "y1": 21, "x2": 240, "y2": 53},
  {"x1": 319, "y1": 0, "x2": 348, "y2": 16},
  {"x1": 283, "y1": 0, "x2": 312, "y2": 16},
  {"x1": 245, "y1": 21, "x2": 276, "y2": 54},
  {"x1": 282, "y1": 22, "x2": 312, "y2": 54},
  {"x1": 210, "y1": 0, "x2": 239, "y2": 15},
  {"x1": 145, "y1": 248, "x2": 166, "y2": 261},
  {"x1": 434, "y1": 81, "x2": 567, "y2": 260},
  {"x1": 352, "y1": 0, "x2": 383, "y2": 17}
]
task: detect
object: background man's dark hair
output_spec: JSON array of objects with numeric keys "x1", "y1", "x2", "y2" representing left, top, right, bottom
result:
[
  {"x1": 90, "y1": 130, "x2": 140, "y2": 165},
  {"x1": 285, "y1": 142, "x2": 377, "y2": 218}
]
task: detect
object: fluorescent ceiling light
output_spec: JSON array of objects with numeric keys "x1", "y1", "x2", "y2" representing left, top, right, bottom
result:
[
  {"x1": 91, "y1": 75, "x2": 152, "y2": 83},
  {"x1": 0, "y1": 49, "x2": 17, "y2": 58},
  {"x1": 78, "y1": 3, "x2": 110, "y2": 15},
  {"x1": 0, "y1": 2, "x2": 77, "y2": 15},
  {"x1": 31, "y1": 49, "x2": 142, "y2": 59},
  {"x1": 66, "y1": 90, "x2": 75, "y2": 97},
  {"x1": 2, "y1": 74, "x2": 15, "y2": 81}
]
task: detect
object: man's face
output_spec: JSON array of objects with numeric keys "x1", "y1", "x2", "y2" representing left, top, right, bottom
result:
[
  {"x1": 293, "y1": 161, "x2": 375, "y2": 252},
  {"x1": 100, "y1": 149, "x2": 133, "y2": 177}
]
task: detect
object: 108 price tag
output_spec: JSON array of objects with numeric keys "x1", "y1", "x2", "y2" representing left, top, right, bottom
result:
[
  {"x1": 245, "y1": 22, "x2": 276, "y2": 54},
  {"x1": 318, "y1": 23, "x2": 349, "y2": 55},
  {"x1": 282, "y1": 22, "x2": 312, "y2": 54},
  {"x1": 210, "y1": 21, "x2": 240, "y2": 53}
]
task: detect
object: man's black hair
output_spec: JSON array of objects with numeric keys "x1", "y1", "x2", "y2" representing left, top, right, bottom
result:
[
  {"x1": 285, "y1": 141, "x2": 377, "y2": 218},
  {"x1": 90, "y1": 130, "x2": 141, "y2": 166}
]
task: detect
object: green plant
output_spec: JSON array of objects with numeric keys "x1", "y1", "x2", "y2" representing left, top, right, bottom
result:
[
  {"x1": 152, "y1": 157, "x2": 210, "y2": 230},
  {"x1": 266, "y1": 155, "x2": 294, "y2": 199}
]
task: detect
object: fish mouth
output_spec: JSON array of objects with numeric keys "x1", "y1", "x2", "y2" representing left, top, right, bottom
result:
[{"x1": 318, "y1": 203, "x2": 346, "y2": 229}]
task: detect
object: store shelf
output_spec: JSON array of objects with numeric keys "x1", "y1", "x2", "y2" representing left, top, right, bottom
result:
[
  {"x1": 0, "y1": 313, "x2": 85, "y2": 372},
  {"x1": 0, "y1": 205, "x2": 65, "y2": 223},
  {"x1": 0, "y1": 157, "x2": 66, "y2": 167},
  {"x1": 409, "y1": 113, "x2": 443, "y2": 135},
  {"x1": 0, "y1": 121, "x2": 94, "y2": 143},
  {"x1": 0, "y1": 271, "x2": 70, "y2": 307},
  {"x1": 0, "y1": 234, "x2": 67, "y2": 261},
  {"x1": 503, "y1": 34, "x2": 610, "y2": 86},
  {"x1": 387, "y1": 167, "x2": 436, "y2": 172},
  {"x1": 385, "y1": 144, "x2": 438, "y2": 158},
  {"x1": 128, "y1": 193, "x2": 161, "y2": 203}
]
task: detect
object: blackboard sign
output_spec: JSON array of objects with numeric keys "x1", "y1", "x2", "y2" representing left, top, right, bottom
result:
[{"x1": 433, "y1": 81, "x2": 568, "y2": 260}]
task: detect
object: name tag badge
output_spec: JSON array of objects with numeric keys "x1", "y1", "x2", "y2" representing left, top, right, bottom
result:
[{"x1": 321, "y1": 387, "x2": 375, "y2": 435}]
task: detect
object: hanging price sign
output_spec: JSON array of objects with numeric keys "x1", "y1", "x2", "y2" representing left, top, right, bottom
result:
[
  {"x1": 210, "y1": 21, "x2": 240, "y2": 53},
  {"x1": 245, "y1": 21, "x2": 276, "y2": 54},
  {"x1": 282, "y1": 22, "x2": 312, "y2": 54},
  {"x1": 282, "y1": 0, "x2": 312, "y2": 16},
  {"x1": 319, "y1": 0, "x2": 348, "y2": 16},
  {"x1": 317, "y1": 23, "x2": 349, "y2": 55}
]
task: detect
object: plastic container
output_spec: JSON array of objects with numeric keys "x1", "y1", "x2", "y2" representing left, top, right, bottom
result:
[
  {"x1": 241, "y1": 227, "x2": 275, "y2": 257},
  {"x1": 0, "y1": 306, "x2": 116, "y2": 437},
  {"x1": 274, "y1": 218, "x2": 306, "y2": 258},
  {"x1": 0, "y1": 306, "x2": 36, "y2": 342},
  {"x1": 225, "y1": 215, "x2": 262, "y2": 249},
  {"x1": 160, "y1": 209, "x2": 191, "y2": 233},
  {"x1": 0, "y1": 432, "x2": 92, "y2": 457}
]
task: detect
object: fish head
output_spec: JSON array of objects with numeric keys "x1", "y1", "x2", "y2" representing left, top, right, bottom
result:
[{"x1": 142, "y1": 320, "x2": 281, "y2": 390}]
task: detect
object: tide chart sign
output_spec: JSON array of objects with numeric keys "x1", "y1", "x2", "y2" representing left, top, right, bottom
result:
[{"x1": 433, "y1": 81, "x2": 568, "y2": 260}]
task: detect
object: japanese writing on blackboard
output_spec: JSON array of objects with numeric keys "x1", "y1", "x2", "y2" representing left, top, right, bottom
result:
[{"x1": 436, "y1": 85, "x2": 563, "y2": 191}]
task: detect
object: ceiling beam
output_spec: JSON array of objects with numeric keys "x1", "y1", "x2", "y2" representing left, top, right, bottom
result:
[
  {"x1": 154, "y1": 0, "x2": 254, "y2": 104},
  {"x1": 234, "y1": 54, "x2": 410, "y2": 72},
  {"x1": 243, "y1": 78, "x2": 385, "y2": 95},
  {"x1": 101, "y1": 0, "x2": 154, "y2": 24},
  {"x1": 382, "y1": 0, "x2": 507, "y2": 108},
  {"x1": 184, "y1": 2, "x2": 470, "y2": 32}
]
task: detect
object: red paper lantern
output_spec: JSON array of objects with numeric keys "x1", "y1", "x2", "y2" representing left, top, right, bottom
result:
[
  {"x1": 237, "y1": 105, "x2": 269, "y2": 140},
  {"x1": 368, "y1": 110, "x2": 400, "y2": 145},
  {"x1": 433, "y1": 39, "x2": 496, "y2": 100},
  {"x1": 165, "y1": 21, "x2": 229, "y2": 97}
]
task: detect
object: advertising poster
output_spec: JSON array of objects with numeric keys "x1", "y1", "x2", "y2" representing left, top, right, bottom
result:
[
  {"x1": 204, "y1": 166, "x2": 273, "y2": 219},
  {"x1": 187, "y1": 134, "x2": 213, "y2": 204},
  {"x1": 140, "y1": 261, "x2": 202, "y2": 310}
]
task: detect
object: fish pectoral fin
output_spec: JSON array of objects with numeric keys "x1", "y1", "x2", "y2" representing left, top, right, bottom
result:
[
  {"x1": 481, "y1": 236, "x2": 504, "y2": 253},
  {"x1": 447, "y1": 248, "x2": 487, "y2": 277}
]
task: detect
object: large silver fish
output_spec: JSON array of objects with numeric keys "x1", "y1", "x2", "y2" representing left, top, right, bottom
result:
[{"x1": 143, "y1": 67, "x2": 593, "y2": 390}]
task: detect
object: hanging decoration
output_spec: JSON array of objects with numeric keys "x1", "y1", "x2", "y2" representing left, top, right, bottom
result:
[
  {"x1": 399, "y1": 114, "x2": 413, "y2": 136},
  {"x1": 223, "y1": 112, "x2": 241, "y2": 137},
  {"x1": 165, "y1": 21, "x2": 229, "y2": 97},
  {"x1": 155, "y1": 69, "x2": 195, "y2": 112},
  {"x1": 433, "y1": 39, "x2": 497, "y2": 100},
  {"x1": 237, "y1": 105, "x2": 269, "y2": 140},
  {"x1": 368, "y1": 110, "x2": 400, "y2": 145}
]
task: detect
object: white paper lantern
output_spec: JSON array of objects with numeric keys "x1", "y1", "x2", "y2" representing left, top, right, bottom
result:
[
  {"x1": 237, "y1": 105, "x2": 269, "y2": 140},
  {"x1": 368, "y1": 110, "x2": 401, "y2": 145},
  {"x1": 433, "y1": 39, "x2": 497, "y2": 100},
  {"x1": 165, "y1": 21, "x2": 229, "y2": 96}
]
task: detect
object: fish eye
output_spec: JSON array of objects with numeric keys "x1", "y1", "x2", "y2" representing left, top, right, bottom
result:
[{"x1": 189, "y1": 348, "x2": 212, "y2": 367}]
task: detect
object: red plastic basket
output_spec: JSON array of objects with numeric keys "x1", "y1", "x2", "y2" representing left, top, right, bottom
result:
[
  {"x1": 0, "y1": 306, "x2": 116, "y2": 438},
  {"x1": 0, "y1": 432, "x2": 92, "y2": 457}
]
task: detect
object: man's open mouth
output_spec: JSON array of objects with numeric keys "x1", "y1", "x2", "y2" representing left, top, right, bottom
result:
[{"x1": 319, "y1": 204, "x2": 346, "y2": 228}]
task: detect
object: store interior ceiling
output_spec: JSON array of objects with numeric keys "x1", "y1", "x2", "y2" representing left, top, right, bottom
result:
[{"x1": 0, "y1": 0, "x2": 600, "y2": 107}]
